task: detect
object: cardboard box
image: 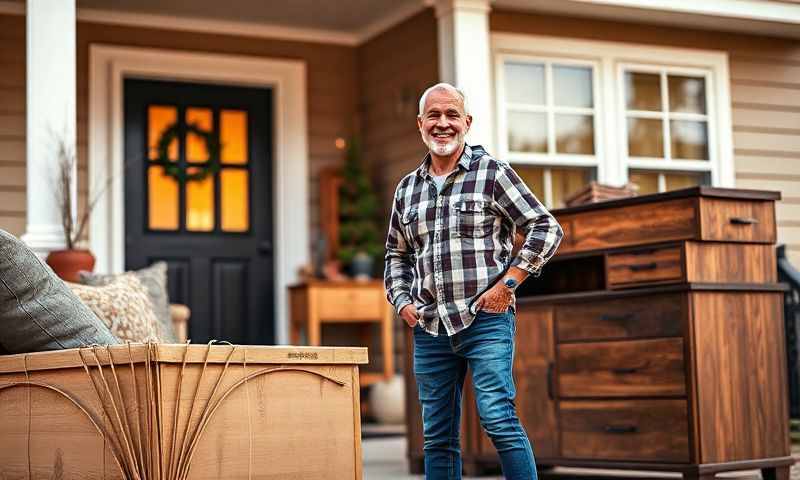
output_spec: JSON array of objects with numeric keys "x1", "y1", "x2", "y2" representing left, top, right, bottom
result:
[{"x1": 0, "y1": 343, "x2": 368, "y2": 479}]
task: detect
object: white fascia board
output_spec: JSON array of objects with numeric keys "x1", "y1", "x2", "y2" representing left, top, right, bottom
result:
[{"x1": 569, "y1": 0, "x2": 800, "y2": 25}]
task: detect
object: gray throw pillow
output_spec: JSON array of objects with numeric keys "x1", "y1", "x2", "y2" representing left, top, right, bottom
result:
[
  {"x1": 79, "y1": 262, "x2": 177, "y2": 343},
  {"x1": 0, "y1": 229, "x2": 119, "y2": 354}
]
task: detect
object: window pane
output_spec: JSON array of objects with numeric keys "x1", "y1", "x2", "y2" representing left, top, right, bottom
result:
[
  {"x1": 507, "y1": 111, "x2": 547, "y2": 153},
  {"x1": 627, "y1": 117, "x2": 664, "y2": 157},
  {"x1": 221, "y1": 169, "x2": 249, "y2": 232},
  {"x1": 671, "y1": 120, "x2": 709, "y2": 160},
  {"x1": 148, "y1": 166, "x2": 179, "y2": 230},
  {"x1": 504, "y1": 62, "x2": 545, "y2": 105},
  {"x1": 625, "y1": 72, "x2": 662, "y2": 111},
  {"x1": 148, "y1": 105, "x2": 177, "y2": 161},
  {"x1": 511, "y1": 165, "x2": 545, "y2": 200},
  {"x1": 221, "y1": 110, "x2": 249, "y2": 165},
  {"x1": 553, "y1": 65, "x2": 593, "y2": 108},
  {"x1": 668, "y1": 75, "x2": 706, "y2": 114},
  {"x1": 665, "y1": 171, "x2": 705, "y2": 191},
  {"x1": 186, "y1": 108, "x2": 213, "y2": 164},
  {"x1": 555, "y1": 114, "x2": 594, "y2": 154},
  {"x1": 628, "y1": 170, "x2": 659, "y2": 195},
  {"x1": 552, "y1": 167, "x2": 593, "y2": 208},
  {"x1": 186, "y1": 172, "x2": 215, "y2": 232}
]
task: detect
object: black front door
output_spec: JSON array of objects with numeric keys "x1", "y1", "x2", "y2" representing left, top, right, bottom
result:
[{"x1": 123, "y1": 78, "x2": 274, "y2": 345}]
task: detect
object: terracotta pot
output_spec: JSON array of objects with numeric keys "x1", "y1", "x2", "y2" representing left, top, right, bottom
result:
[{"x1": 46, "y1": 249, "x2": 95, "y2": 282}]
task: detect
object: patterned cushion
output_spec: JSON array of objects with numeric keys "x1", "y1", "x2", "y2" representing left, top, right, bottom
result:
[
  {"x1": 79, "y1": 262, "x2": 177, "y2": 343},
  {"x1": 0, "y1": 229, "x2": 119, "y2": 353},
  {"x1": 67, "y1": 274, "x2": 162, "y2": 343}
]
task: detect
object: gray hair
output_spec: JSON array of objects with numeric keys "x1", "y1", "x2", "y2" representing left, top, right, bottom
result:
[{"x1": 418, "y1": 82, "x2": 470, "y2": 116}]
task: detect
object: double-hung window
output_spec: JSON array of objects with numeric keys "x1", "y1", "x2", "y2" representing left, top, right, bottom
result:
[{"x1": 493, "y1": 34, "x2": 734, "y2": 208}]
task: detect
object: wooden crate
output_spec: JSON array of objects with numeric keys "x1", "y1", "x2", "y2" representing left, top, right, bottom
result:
[{"x1": 0, "y1": 343, "x2": 368, "y2": 479}]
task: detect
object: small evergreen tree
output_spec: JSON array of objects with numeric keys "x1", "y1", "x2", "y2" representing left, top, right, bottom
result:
[{"x1": 337, "y1": 137, "x2": 383, "y2": 274}]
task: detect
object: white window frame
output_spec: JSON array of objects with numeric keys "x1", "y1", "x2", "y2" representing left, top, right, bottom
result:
[{"x1": 491, "y1": 33, "x2": 734, "y2": 205}]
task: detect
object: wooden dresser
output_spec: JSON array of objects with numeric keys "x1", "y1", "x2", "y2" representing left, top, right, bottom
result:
[{"x1": 403, "y1": 186, "x2": 793, "y2": 480}]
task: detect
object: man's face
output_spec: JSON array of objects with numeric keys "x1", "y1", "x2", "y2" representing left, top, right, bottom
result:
[{"x1": 417, "y1": 88, "x2": 472, "y2": 158}]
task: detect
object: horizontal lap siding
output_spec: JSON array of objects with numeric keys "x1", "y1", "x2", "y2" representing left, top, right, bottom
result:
[
  {"x1": 0, "y1": 15, "x2": 26, "y2": 236},
  {"x1": 491, "y1": 10, "x2": 800, "y2": 266}
]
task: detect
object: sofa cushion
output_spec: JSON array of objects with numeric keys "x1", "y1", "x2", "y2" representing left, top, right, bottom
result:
[
  {"x1": 67, "y1": 274, "x2": 162, "y2": 343},
  {"x1": 0, "y1": 229, "x2": 119, "y2": 354},
  {"x1": 79, "y1": 262, "x2": 177, "y2": 343}
]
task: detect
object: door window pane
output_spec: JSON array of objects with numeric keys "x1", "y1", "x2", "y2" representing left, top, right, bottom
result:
[
  {"x1": 221, "y1": 110, "x2": 249, "y2": 165},
  {"x1": 627, "y1": 118, "x2": 664, "y2": 157},
  {"x1": 148, "y1": 105, "x2": 178, "y2": 161},
  {"x1": 508, "y1": 111, "x2": 547, "y2": 153},
  {"x1": 625, "y1": 72, "x2": 661, "y2": 111},
  {"x1": 186, "y1": 172, "x2": 215, "y2": 232},
  {"x1": 554, "y1": 65, "x2": 593, "y2": 108},
  {"x1": 221, "y1": 169, "x2": 249, "y2": 232},
  {"x1": 668, "y1": 75, "x2": 706, "y2": 114},
  {"x1": 148, "y1": 166, "x2": 179, "y2": 230},
  {"x1": 555, "y1": 114, "x2": 594, "y2": 154},
  {"x1": 504, "y1": 62, "x2": 545, "y2": 105},
  {"x1": 670, "y1": 120, "x2": 708, "y2": 160},
  {"x1": 186, "y1": 108, "x2": 213, "y2": 163}
]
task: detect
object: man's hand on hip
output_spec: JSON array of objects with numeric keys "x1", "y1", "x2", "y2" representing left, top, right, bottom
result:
[
  {"x1": 474, "y1": 282, "x2": 514, "y2": 314},
  {"x1": 400, "y1": 304, "x2": 420, "y2": 328}
]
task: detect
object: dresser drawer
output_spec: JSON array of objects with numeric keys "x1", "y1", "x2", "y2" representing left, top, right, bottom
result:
[
  {"x1": 607, "y1": 246, "x2": 683, "y2": 288},
  {"x1": 699, "y1": 197, "x2": 776, "y2": 243},
  {"x1": 560, "y1": 399, "x2": 690, "y2": 462},
  {"x1": 556, "y1": 293, "x2": 686, "y2": 342},
  {"x1": 558, "y1": 338, "x2": 686, "y2": 397},
  {"x1": 315, "y1": 287, "x2": 383, "y2": 321}
]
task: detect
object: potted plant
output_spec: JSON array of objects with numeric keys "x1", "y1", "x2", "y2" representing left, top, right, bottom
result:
[
  {"x1": 337, "y1": 137, "x2": 383, "y2": 280},
  {"x1": 45, "y1": 138, "x2": 109, "y2": 282}
]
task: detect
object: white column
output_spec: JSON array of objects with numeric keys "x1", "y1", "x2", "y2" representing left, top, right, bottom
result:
[
  {"x1": 22, "y1": 0, "x2": 77, "y2": 256},
  {"x1": 435, "y1": 0, "x2": 494, "y2": 153}
]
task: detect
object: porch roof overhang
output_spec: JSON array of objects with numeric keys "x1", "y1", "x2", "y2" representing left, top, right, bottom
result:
[{"x1": 2, "y1": 0, "x2": 799, "y2": 46}]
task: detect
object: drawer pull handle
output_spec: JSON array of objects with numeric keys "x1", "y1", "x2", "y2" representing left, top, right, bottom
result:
[
  {"x1": 604, "y1": 425, "x2": 638, "y2": 434},
  {"x1": 628, "y1": 262, "x2": 658, "y2": 271},
  {"x1": 611, "y1": 367, "x2": 639, "y2": 374},
  {"x1": 599, "y1": 313, "x2": 634, "y2": 322},
  {"x1": 547, "y1": 362, "x2": 555, "y2": 400},
  {"x1": 729, "y1": 216, "x2": 759, "y2": 225}
]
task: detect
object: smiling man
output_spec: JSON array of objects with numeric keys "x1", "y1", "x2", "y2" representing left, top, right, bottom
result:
[{"x1": 383, "y1": 82, "x2": 564, "y2": 479}]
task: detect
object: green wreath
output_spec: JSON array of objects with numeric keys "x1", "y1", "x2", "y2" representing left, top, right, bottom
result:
[{"x1": 153, "y1": 122, "x2": 222, "y2": 182}]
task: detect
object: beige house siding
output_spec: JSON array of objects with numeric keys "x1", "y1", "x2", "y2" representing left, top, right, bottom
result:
[
  {"x1": 0, "y1": 15, "x2": 27, "y2": 237},
  {"x1": 491, "y1": 10, "x2": 800, "y2": 266},
  {"x1": 0, "y1": 13, "x2": 358, "y2": 250},
  {"x1": 358, "y1": 9, "x2": 439, "y2": 218}
]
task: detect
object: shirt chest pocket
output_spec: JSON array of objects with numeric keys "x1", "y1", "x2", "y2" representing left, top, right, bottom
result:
[
  {"x1": 455, "y1": 200, "x2": 494, "y2": 238},
  {"x1": 401, "y1": 207, "x2": 430, "y2": 248}
]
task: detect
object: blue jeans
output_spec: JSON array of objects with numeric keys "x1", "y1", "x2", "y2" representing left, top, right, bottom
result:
[{"x1": 412, "y1": 308, "x2": 538, "y2": 479}]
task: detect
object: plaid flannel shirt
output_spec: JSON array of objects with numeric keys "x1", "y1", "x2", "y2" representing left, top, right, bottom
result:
[{"x1": 384, "y1": 144, "x2": 564, "y2": 336}]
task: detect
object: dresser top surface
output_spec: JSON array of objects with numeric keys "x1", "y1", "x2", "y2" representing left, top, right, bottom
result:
[{"x1": 552, "y1": 186, "x2": 781, "y2": 216}]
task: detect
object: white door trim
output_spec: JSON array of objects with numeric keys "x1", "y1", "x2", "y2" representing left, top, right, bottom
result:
[{"x1": 88, "y1": 44, "x2": 309, "y2": 345}]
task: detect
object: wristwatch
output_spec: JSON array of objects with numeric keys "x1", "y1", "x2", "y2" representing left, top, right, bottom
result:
[{"x1": 502, "y1": 277, "x2": 519, "y2": 291}]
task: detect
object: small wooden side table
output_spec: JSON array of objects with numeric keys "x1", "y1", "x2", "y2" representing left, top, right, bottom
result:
[{"x1": 289, "y1": 279, "x2": 394, "y2": 387}]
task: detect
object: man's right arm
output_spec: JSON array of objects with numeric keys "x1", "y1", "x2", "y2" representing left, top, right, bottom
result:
[{"x1": 384, "y1": 184, "x2": 414, "y2": 316}]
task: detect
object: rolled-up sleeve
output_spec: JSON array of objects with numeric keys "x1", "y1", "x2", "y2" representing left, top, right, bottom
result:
[
  {"x1": 384, "y1": 184, "x2": 414, "y2": 315},
  {"x1": 493, "y1": 161, "x2": 564, "y2": 277}
]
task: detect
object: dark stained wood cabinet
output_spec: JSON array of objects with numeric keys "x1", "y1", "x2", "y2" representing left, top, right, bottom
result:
[{"x1": 403, "y1": 186, "x2": 793, "y2": 479}]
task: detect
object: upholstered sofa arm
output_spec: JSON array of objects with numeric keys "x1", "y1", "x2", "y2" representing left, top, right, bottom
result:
[{"x1": 169, "y1": 303, "x2": 191, "y2": 343}]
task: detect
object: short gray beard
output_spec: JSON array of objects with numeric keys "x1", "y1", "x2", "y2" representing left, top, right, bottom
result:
[{"x1": 422, "y1": 131, "x2": 462, "y2": 157}]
